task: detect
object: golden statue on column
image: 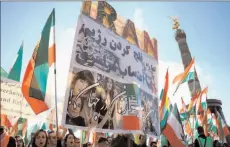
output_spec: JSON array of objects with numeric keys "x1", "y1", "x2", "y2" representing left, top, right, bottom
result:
[{"x1": 169, "y1": 16, "x2": 180, "y2": 30}]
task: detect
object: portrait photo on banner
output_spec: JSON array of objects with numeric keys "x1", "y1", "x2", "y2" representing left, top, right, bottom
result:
[{"x1": 63, "y1": 68, "x2": 159, "y2": 136}]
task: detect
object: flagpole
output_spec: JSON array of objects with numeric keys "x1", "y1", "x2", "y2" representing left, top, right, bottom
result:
[
  {"x1": 192, "y1": 113, "x2": 195, "y2": 147},
  {"x1": 20, "y1": 40, "x2": 24, "y2": 118},
  {"x1": 53, "y1": 8, "x2": 59, "y2": 137},
  {"x1": 191, "y1": 69, "x2": 196, "y2": 147},
  {"x1": 184, "y1": 113, "x2": 192, "y2": 146}
]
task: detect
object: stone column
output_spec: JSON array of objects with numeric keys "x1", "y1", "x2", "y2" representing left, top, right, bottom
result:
[{"x1": 175, "y1": 29, "x2": 202, "y2": 97}]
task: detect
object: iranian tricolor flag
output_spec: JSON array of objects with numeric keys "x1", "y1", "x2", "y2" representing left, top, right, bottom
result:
[
  {"x1": 221, "y1": 118, "x2": 230, "y2": 137},
  {"x1": 180, "y1": 97, "x2": 187, "y2": 113},
  {"x1": 162, "y1": 103, "x2": 187, "y2": 147},
  {"x1": 1, "y1": 114, "x2": 19, "y2": 130},
  {"x1": 21, "y1": 9, "x2": 56, "y2": 115},
  {"x1": 210, "y1": 113, "x2": 219, "y2": 139},
  {"x1": 10, "y1": 118, "x2": 28, "y2": 137},
  {"x1": 196, "y1": 87, "x2": 208, "y2": 114},
  {"x1": 172, "y1": 58, "x2": 195, "y2": 95},
  {"x1": 47, "y1": 108, "x2": 56, "y2": 131},
  {"x1": 187, "y1": 91, "x2": 200, "y2": 113},
  {"x1": 207, "y1": 109, "x2": 212, "y2": 125},
  {"x1": 8, "y1": 42, "x2": 23, "y2": 82}
]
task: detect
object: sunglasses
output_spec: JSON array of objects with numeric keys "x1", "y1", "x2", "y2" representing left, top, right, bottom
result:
[
  {"x1": 68, "y1": 99, "x2": 81, "y2": 109},
  {"x1": 16, "y1": 139, "x2": 23, "y2": 143}
]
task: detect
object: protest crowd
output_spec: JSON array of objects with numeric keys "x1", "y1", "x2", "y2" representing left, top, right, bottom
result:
[
  {"x1": 1, "y1": 124, "x2": 230, "y2": 147},
  {"x1": 1, "y1": 125, "x2": 158, "y2": 147}
]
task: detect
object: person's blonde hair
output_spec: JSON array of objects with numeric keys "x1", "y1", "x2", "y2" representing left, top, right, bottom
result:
[{"x1": 95, "y1": 86, "x2": 105, "y2": 98}]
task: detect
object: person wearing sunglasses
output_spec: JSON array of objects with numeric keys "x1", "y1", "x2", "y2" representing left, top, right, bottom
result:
[
  {"x1": 66, "y1": 70, "x2": 94, "y2": 127},
  {"x1": 66, "y1": 96, "x2": 86, "y2": 126}
]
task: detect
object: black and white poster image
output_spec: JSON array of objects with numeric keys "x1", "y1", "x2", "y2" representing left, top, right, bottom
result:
[
  {"x1": 64, "y1": 69, "x2": 138, "y2": 131},
  {"x1": 63, "y1": 68, "x2": 159, "y2": 136},
  {"x1": 140, "y1": 90, "x2": 160, "y2": 136}
]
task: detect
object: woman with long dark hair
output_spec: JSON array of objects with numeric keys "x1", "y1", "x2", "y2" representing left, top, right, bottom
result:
[
  {"x1": 15, "y1": 135, "x2": 25, "y2": 147},
  {"x1": 47, "y1": 131, "x2": 63, "y2": 147},
  {"x1": 63, "y1": 134, "x2": 75, "y2": 147},
  {"x1": 103, "y1": 77, "x2": 115, "y2": 129},
  {"x1": 31, "y1": 129, "x2": 48, "y2": 147},
  {"x1": 104, "y1": 77, "x2": 115, "y2": 104}
]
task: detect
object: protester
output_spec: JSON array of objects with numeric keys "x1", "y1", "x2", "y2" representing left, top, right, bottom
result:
[
  {"x1": 63, "y1": 134, "x2": 75, "y2": 147},
  {"x1": 0, "y1": 126, "x2": 16, "y2": 147},
  {"x1": 97, "y1": 137, "x2": 109, "y2": 147},
  {"x1": 111, "y1": 134, "x2": 138, "y2": 147},
  {"x1": 213, "y1": 140, "x2": 220, "y2": 147},
  {"x1": 194, "y1": 126, "x2": 213, "y2": 147},
  {"x1": 27, "y1": 133, "x2": 35, "y2": 147},
  {"x1": 138, "y1": 135, "x2": 147, "y2": 147},
  {"x1": 15, "y1": 135, "x2": 25, "y2": 147},
  {"x1": 86, "y1": 142, "x2": 93, "y2": 147},
  {"x1": 32, "y1": 129, "x2": 48, "y2": 147},
  {"x1": 222, "y1": 143, "x2": 230, "y2": 147},
  {"x1": 74, "y1": 137, "x2": 80, "y2": 147},
  {"x1": 150, "y1": 141, "x2": 157, "y2": 147},
  {"x1": 107, "y1": 137, "x2": 112, "y2": 147},
  {"x1": 5, "y1": 123, "x2": 230, "y2": 147},
  {"x1": 47, "y1": 131, "x2": 62, "y2": 147},
  {"x1": 213, "y1": 140, "x2": 221, "y2": 147}
]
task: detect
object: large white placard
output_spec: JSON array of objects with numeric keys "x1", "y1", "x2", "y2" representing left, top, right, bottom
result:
[
  {"x1": 1, "y1": 77, "x2": 35, "y2": 118},
  {"x1": 62, "y1": 14, "x2": 159, "y2": 137}
]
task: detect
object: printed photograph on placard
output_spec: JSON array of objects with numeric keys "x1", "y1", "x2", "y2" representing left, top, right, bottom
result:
[
  {"x1": 140, "y1": 90, "x2": 160, "y2": 136},
  {"x1": 64, "y1": 68, "x2": 143, "y2": 131}
]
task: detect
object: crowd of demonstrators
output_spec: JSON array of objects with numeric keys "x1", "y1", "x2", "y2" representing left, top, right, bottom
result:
[
  {"x1": 1, "y1": 125, "x2": 154, "y2": 147},
  {"x1": 193, "y1": 126, "x2": 230, "y2": 147},
  {"x1": 1, "y1": 125, "x2": 230, "y2": 147},
  {"x1": 194, "y1": 126, "x2": 213, "y2": 147}
]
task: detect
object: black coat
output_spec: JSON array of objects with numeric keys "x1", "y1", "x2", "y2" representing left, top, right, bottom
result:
[
  {"x1": 66, "y1": 114, "x2": 86, "y2": 126},
  {"x1": 7, "y1": 137, "x2": 16, "y2": 147},
  {"x1": 194, "y1": 135, "x2": 207, "y2": 147}
]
